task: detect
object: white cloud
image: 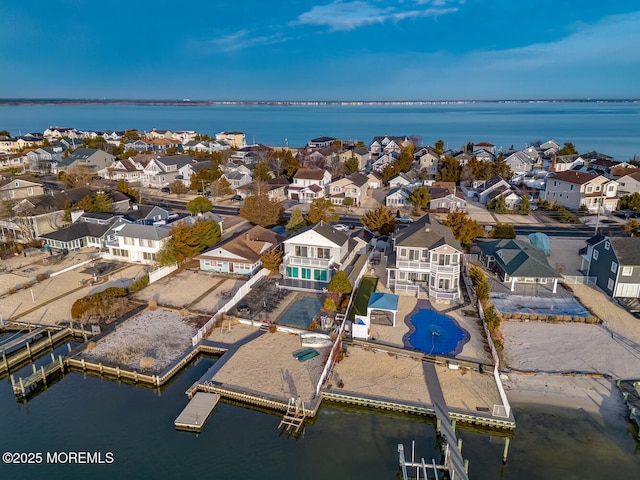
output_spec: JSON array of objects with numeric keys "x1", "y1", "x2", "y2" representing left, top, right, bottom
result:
[
  {"x1": 291, "y1": 1, "x2": 459, "y2": 32},
  {"x1": 210, "y1": 29, "x2": 289, "y2": 52}
]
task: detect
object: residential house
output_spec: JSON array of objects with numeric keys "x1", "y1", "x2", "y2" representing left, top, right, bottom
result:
[
  {"x1": 338, "y1": 148, "x2": 370, "y2": 170},
  {"x1": 215, "y1": 131, "x2": 246, "y2": 149},
  {"x1": 307, "y1": 137, "x2": 336, "y2": 149},
  {"x1": 222, "y1": 170, "x2": 252, "y2": 191},
  {"x1": 179, "y1": 160, "x2": 212, "y2": 188},
  {"x1": 472, "y1": 149, "x2": 495, "y2": 162},
  {"x1": 616, "y1": 172, "x2": 640, "y2": 195},
  {"x1": 183, "y1": 140, "x2": 229, "y2": 153},
  {"x1": 546, "y1": 154, "x2": 583, "y2": 173},
  {"x1": 123, "y1": 139, "x2": 152, "y2": 152},
  {"x1": 146, "y1": 129, "x2": 176, "y2": 140},
  {"x1": 504, "y1": 150, "x2": 535, "y2": 175},
  {"x1": 385, "y1": 187, "x2": 412, "y2": 208},
  {"x1": 328, "y1": 172, "x2": 369, "y2": 206},
  {"x1": 140, "y1": 154, "x2": 194, "y2": 188},
  {"x1": 197, "y1": 225, "x2": 284, "y2": 276},
  {"x1": 43, "y1": 127, "x2": 78, "y2": 140},
  {"x1": 477, "y1": 238, "x2": 562, "y2": 293},
  {"x1": 385, "y1": 215, "x2": 463, "y2": 302},
  {"x1": 26, "y1": 146, "x2": 65, "y2": 173},
  {"x1": 280, "y1": 222, "x2": 357, "y2": 291},
  {"x1": 415, "y1": 147, "x2": 439, "y2": 177},
  {"x1": 53, "y1": 148, "x2": 116, "y2": 175},
  {"x1": 473, "y1": 142, "x2": 496, "y2": 155},
  {"x1": 453, "y1": 152, "x2": 472, "y2": 167},
  {"x1": 99, "y1": 158, "x2": 144, "y2": 181},
  {"x1": 537, "y1": 139, "x2": 560, "y2": 159},
  {"x1": 287, "y1": 168, "x2": 331, "y2": 203},
  {"x1": 486, "y1": 188, "x2": 522, "y2": 210},
  {"x1": 366, "y1": 172, "x2": 382, "y2": 190},
  {"x1": 429, "y1": 185, "x2": 466, "y2": 212},
  {"x1": 388, "y1": 172, "x2": 412, "y2": 189},
  {"x1": 122, "y1": 204, "x2": 173, "y2": 225},
  {"x1": 544, "y1": 170, "x2": 618, "y2": 212},
  {"x1": 236, "y1": 177, "x2": 289, "y2": 201},
  {"x1": 0, "y1": 177, "x2": 44, "y2": 201},
  {"x1": 476, "y1": 176, "x2": 512, "y2": 204},
  {"x1": 370, "y1": 153, "x2": 397, "y2": 173},
  {"x1": 109, "y1": 223, "x2": 171, "y2": 265},
  {"x1": 40, "y1": 213, "x2": 127, "y2": 252},
  {"x1": 581, "y1": 236, "x2": 640, "y2": 298},
  {"x1": 369, "y1": 136, "x2": 411, "y2": 157}
]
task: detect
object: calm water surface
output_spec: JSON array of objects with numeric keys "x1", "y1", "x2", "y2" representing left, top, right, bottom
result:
[
  {"x1": 2, "y1": 102, "x2": 639, "y2": 159},
  {"x1": 1, "y1": 351, "x2": 638, "y2": 479}
]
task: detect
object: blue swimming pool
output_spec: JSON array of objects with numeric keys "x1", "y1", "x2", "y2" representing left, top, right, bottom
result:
[
  {"x1": 278, "y1": 297, "x2": 323, "y2": 328},
  {"x1": 407, "y1": 309, "x2": 468, "y2": 356}
]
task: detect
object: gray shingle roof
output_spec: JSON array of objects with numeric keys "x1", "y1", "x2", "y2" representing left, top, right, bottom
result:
[
  {"x1": 394, "y1": 215, "x2": 462, "y2": 251},
  {"x1": 477, "y1": 239, "x2": 562, "y2": 278},
  {"x1": 116, "y1": 223, "x2": 171, "y2": 241},
  {"x1": 610, "y1": 238, "x2": 640, "y2": 266}
]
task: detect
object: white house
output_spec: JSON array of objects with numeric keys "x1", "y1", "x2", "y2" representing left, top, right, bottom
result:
[
  {"x1": 544, "y1": 170, "x2": 618, "y2": 212},
  {"x1": 109, "y1": 223, "x2": 171, "y2": 265},
  {"x1": 287, "y1": 168, "x2": 331, "y2": 203}
]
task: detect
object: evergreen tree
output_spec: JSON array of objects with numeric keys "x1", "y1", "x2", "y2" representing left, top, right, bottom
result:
[
  {"x1": 186, "y1": 196, "x2": 213, "y2": 215},
  {"x1": 77, "y1": 192, "x2": 113, "y2": 213},
  {"x1": 360, "y1": 204, "x2": 396, "y2": 235},
  {"x1": 286, "y1": 207, "x2": 306, "y2": 235},
  {"x1": 343, "y1": 156, "x2": 360, "y2": 175},
  {"x1": 490, "y1": 223, "x2": 516, "y2": 239},
  {"x1": 306, "y1": 197, "x2": 338, "y2": 224},
  {"x1": 517, "y1": 196, "x2": 531, "y2": 214},
  {"x1": 327, "y1": 270, "x2": 352, "y2": 294},
  {"x1": 408, "y1": 186, "x2": 431, "y2": 210},
  {"x1": 261, "y1": 247, "x2": 283, "y2": 271},
  {"x1": 252, "y1": 161, "x2": 272, "y2": 181},
  {"x1": 240, "y1": 191, "x2": 283, "y2": 227}
]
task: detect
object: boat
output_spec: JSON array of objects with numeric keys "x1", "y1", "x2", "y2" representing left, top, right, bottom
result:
[{"x1": 300, "y1": 333, "x2": 333, "y2": 348}]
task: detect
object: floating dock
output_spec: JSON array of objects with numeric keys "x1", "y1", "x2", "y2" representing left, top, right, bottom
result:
[{"x1": 174, "y1": 392, "x2": 221, "y2": 432}]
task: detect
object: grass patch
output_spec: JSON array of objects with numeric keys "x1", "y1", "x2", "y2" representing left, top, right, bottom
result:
[{"x1": 348, "y1": 277, "x2": 378, "y2": 321}]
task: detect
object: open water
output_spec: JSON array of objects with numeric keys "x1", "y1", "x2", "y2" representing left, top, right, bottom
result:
[{"x1": 2, "y1": 102, "x2": 639, "y2": 160}]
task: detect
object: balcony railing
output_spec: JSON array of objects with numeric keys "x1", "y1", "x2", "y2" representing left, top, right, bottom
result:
[
  {"x1": 284, "y1": 255, "x2": 331, "y2": 268},
  {"x1": 431, "y1": 264, "x2": 460, "y2": 273},
  {"x1": 396, "y1": 260, "x2": 430, "y2": 271},
  {"x1": 428, "y1": 288, "x2": 459, "y2": 300}
]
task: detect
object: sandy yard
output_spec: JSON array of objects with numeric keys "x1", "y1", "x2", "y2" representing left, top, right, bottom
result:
[
  {"x1": 436, "y1": 364, "x2": 501, "y2": 412},
  {"x1": 206, "y1": 320, "x2": 258, "y2": 344},
  {"x1": 209, "y1": 330, "x2": 329, "y2": 404},
  {"x1": 81, "y1": 309, "x2": 198, "y2": 374}
]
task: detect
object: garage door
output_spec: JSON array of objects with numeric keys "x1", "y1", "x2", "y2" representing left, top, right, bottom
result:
[{"x1": 615, "y1": 283, "x2": 640, "y2": 298}]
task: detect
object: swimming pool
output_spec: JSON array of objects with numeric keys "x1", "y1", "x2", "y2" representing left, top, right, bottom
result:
[
  {"x1": 407, "y1": 309, "x2": 469, "y2": 356},
  {"x1": 278, "y1": 296, "x2": 323, "y2": 328}
]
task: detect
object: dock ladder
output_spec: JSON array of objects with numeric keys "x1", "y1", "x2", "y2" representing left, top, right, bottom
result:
[{"x1": 278, "y1": 397, "x2": 307, "y2": 433}]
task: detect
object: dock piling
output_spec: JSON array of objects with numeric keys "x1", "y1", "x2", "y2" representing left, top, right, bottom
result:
[{"x1": 502, "y1": 437, "x2": 510, "y2": 463}]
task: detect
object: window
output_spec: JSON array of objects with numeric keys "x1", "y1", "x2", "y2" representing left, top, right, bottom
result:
[
  {"x1": 286, "y1": 266, "x2": 299, "y2": 278},
  {"x1": 27, "y1": 187, "x2": 33, "y2": 195},
  {"x1": 604, "y1": 241, "x2": 610, "y2": 250},
  {"x1": 593, "y1": 249, "x2": 599, "y2": 260},
  {"x1": 111, "y1": 248, "x2": 128, "y2": 257},
  {"x1": 607, "y1": 278, "x2": 614, "y2": 291},
  {"x1": 123, "y1": 237, "x2": 134, "y2": 245},
  {"x1": 295, "y1": 246, "x2": 307, "y2": 257},
  {"x1": 314, "y1": 269, "x2": 327, "y2": 281},
  {"x1": 611, "y1": 262, "x2": 617, "y2": 273},
  {"x1": 301, "y1": 268, "x2": 311, "y2": 280},
  {"x1": 143, "y1": 252, "x2": 156, "y2": 261},
  {"x1": 570, "y1": 184, "x2": 574, "y2": 190},
  {"x1": 317, "y1": 248, "x2": 331, "y2": 259},
  {"x1": 399, "y1": 248, "x2": 407, "y2": 258},
  {"x1": 622, "y1": 266, "x2": 633, "y2": 276},
  {"x1": 586, "y1": 186, "x2": 592, "y2": 193}
]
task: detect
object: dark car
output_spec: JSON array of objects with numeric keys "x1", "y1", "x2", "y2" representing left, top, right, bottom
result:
[
  {"x1": 160, "y1": 186, "x2": 170, "y2": 193},
  {"x1": 230, "y1": 195, "x2": 243, "y2": 201}
]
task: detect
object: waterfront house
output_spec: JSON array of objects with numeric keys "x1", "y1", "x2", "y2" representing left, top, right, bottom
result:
[
  {"x1": 307, "y1": 136, "x2": 336, "y2": 149},
  {"x1": 44, "y1": 127, "x2": 78, "y2": 140},
  {"x1": 53, "y1": 148, "x2": 116, "y2": 175},
  {"x1": 0, "y1": 176, "x2": 44, "y2": 201},
  {"x1": 40, "y1": 213, "x2": 128, "y2": 252},
  {"x1": 197, "y1": 225, "x2": 284, "y2": 276},
  {"x1": 504, "y1": 150, "x2": 535, "y2": 176},
  {"x1": 415, "y1": 147, "x2": 439, "y2": 177},
  {"x1": 369, "y1": 136, "x2": 411, "y2": 157},
  {"x1": 287, "y1": 168, "x2": 331, "y2": 203},
  {"x1": 280, "y1": 222, "x2": 357, "y2": 291},
  {"x1": 109, "y1": 223, "x2": 171, "y2": 265},
  {"x1": 215, "y1": 131, "x2": 246, "y2": 149},
  {"x1": 385, "y1": 215, "x2": 463, "y2": 302},
  {"x1": 477, "y1": 238, "x2": 562, "y2": 293},
  {"x1": 473, "y1": 142, "x2": 496, "y2": 155},
  {"x1": 543, "y1": 170, "x2": 618, "y2": 212},
  {"x1": 616, "y1": 172, "x2": 640, "y2": 195},
  {"x1": 581, "y1": 235, "x2": 640, "y2": 299},
  {"x1": 328, "y1": 172, "x2": 369, "y2": 206}
]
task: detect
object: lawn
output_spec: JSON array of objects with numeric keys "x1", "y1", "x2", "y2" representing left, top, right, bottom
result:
[{"x1": 348, "y1": 276, "x2": 378, "y2": 321}]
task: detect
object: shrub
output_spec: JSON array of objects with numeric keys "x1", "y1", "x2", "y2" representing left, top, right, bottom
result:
[
  {"x1": 129, "y1": 275, "x2": 149, "y2": 292},
  {"x1": 308, "y1": 319, "x2": 319, "y2": 331},
  {"x1": 573, "y1": 316, "x2": 585, "y2": 323},
  {"x1": 36, "y1": 272, "x2": 50, "y2": 282},
  {"x1": 548, "y1": 315, "x2": 558, "y2": 323},
  {"x1": 178, "y1": 308, "x2": 189, "y2": 317},
  {"x1": 323, "y1": 297, "x2": 337, "y2": 312},
  {"x1": 148, "y1": 300, "x2": 158, "y2": 311},
  {"x1": 483, "y1": 305, "x2": 502, "y2": 332},
  {"x1": 139, "y1": 357, "x2": 154, "y2": 369},
  {"x1": 585, "y1": 316, "x2": 599, "y2": 324},
  {"x1": 268, "y1": 324, "x2": 277, "y2": 333},
  {"x1": 511, "y1": 313, "x2": 521, "y2": 320},
  {"x1": 71, "y1": 287, "x2": 129, "y2": 320}
]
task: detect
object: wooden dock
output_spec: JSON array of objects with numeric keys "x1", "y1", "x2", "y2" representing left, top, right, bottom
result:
[
  {"x1": 10, "y1": 354, "x2": 65, "y2": 399},
  {"x1": 174, "y1": 392, "x2": 221, "y2": 432}
]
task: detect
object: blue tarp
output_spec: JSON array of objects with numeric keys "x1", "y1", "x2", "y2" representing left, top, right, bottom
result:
[
  {"x1": 529, "y1": 232, "x2": 551, "y2": 255},
  {"x1": 367, "y1": 292, "x2": 399, "y2": 312}
]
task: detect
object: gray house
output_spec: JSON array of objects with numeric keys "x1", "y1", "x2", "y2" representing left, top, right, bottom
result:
[{"x1": 582, "y1": 235, "x2": 640, "y2": 298}]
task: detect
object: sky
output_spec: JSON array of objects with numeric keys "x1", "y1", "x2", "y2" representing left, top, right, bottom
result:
[{"x1": 1, "y1": 0, "x2": 639, "y2": 100}]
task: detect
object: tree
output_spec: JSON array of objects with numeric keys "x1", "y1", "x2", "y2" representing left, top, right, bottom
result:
[
  {"x1": 443, "y1": 211, "x2": 484, "y2": 249},
  {"x1": 186, "y1": 196, "x2": 212, "y2": 215},
  {"x1": 240, "y1": 191, "x2": 283, "y2": 227},
  {"x1": 59, "y1": 164, "x2": 92, "y2": 188},
  {"x1": 623, "y1": 219, "x2": 639, "y2": 237},
  {"x1": 343, "y1": 197, "x2": 354, "y2": 211},
  {"x1": 157, "y1": 219, "x2": 221, "y2": 266},
  {"x1": 121, "y1": 129, "x2": 141, "y2": 142},
  {"x1": 169, "y1": 180, "x2": 188, "y2": 195},
  {"x1": 559, "y1": 142, "x2": 578, "y2": 155},
  {"x1": 189, "y1": 166, "x2": 222, "y2": 191},
  {"x1": 469, "y1": 265, "x2": 490, "y2": 303},
  {"x1": 434, "y1": 139, "x2": 445, "y2": 155},
  {"x1": 253, "y1": 161, "x2": 272, "y2": 181},
  {"x1": 327, "y1": 270, "x2": 352, "y2": 295},
  {"x1": 77, "y1": 192, "x2": 113, "y2": 213},
  {"x1": 380, "y1": 164, "x2": 397, "y2": 183},
  {"x1": 286, "y1": 207, "x2": 306, "y2": 235},
  {"x1": 490, "y1": 223, "x2": 516, "y2": 239},
  {"x1": 344, "y1": 156, "x2": 359, "y2": 175},
  {"x1": 62, "y1": 200, "x2": 73, "y2": 224},
  {"x1": 517, "y1": 196, "x2": 531, "y2": 214},
  {"x1": 306, "y1": 197, "x2": 338, "y2": 224},
  {"x1": 261, "y1": 247, "x2": 283, "y2": 271},
  {"x1": 493, "y1": 153, "x2": 513, "y2": 179},
  {"x1": 115, "y1": 179, "x2": 140, "y2": 202},
  {"x1": 408, "y1": 186, "x2": 431, "y2": 211},
  {"x1": 395, "y1": 144, "x2": 415, "y2": 173},
  {"x1": 436, "y1": 156, "x2": 461, "y2": 183},
  {"x1": 360, "y1": 204, "x2": 396, "y2": 236},
  {"x1": 618, "y1": 192, "x2": 640, "y2": 211},
  {"x1": 209, "y1": 177, "x2": 233, "y2": 199},
  {"x1": 492, "y1": 195, "x2": 508, "y2": 213}
]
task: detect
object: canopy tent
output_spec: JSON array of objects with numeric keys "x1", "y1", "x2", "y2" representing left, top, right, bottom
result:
[
  {"x1": 367, "y1": 292, "x2": 400, "y2": 327},
  {"x1": 528, "y1": 232, "x2": 551, "y2": 256}
]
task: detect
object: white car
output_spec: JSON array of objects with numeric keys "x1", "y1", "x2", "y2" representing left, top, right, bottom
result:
[{"x1": 333, "y1": 224, "x2": 349, "y2": 231}]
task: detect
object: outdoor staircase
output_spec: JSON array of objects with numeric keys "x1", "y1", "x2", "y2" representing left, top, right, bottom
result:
[{"x1": 278, "y1": 397, "x2": 307, "y2": 433}]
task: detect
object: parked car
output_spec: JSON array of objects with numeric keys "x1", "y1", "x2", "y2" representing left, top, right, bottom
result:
[
  {"x1": 230, "y1": 195, "x2": 243, "y2": 201},
  {"x1": 160, "y1": 186, "x2": 170, "y2": 193},
  {"x1": 396, "y1": 216, "x2": 414, "y2": 224},
  {"x1": 333, "y1": 223, "x2": 349, "y2": 232}
]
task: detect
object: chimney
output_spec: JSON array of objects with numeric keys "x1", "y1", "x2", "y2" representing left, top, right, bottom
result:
[{"x1": 550, "y1": 154, "x2": 557, "y2": 173}]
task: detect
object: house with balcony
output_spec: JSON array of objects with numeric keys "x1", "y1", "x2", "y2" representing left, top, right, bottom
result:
[
  {"x1": 369, "y1": 136, "x2": 411, "y2": 158},
  {"x1": 109, "y1": 223, "x2": 171, "y2": 265},
  {"x1": 215, "y1": 131, "x2": 246, "y2": 149},
  {"x1": 386, "y1": 215, "x2": 463, "y2": 302},
  {"x1": 140, "y1": 154, "x2": 194, "y2": 188},
  {"x1": 287, "y1": 168, "x2": 331, "y2": 203},
  {"x1": 280, "y1": 222, "x2": 357, "y2": 292},
  {"x1": 543, "y1": 170, "x2": 618, "y2": 212},
  {"x1": 581, "y1": 235, "x2": 640, "y2": 299},
  {"x1": 328, "y1": 172, "x2": 369, "y2": 206},
  {"x1": 40, "y1": 213, "x2": 128, "y2": 252},
  {"x1": 477, "y1": 238, "x2": 562, "y2": 294},
  {"x1": 196, "y1": 225, "x2": 284, "y2": 276}
]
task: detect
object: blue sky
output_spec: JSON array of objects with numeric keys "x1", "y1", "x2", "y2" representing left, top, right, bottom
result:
[{"x1": 1, "y1": 0, "x2": 639, "y2": 100}]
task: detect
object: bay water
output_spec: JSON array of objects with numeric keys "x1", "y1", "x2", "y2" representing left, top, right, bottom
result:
[{"x1": 1, "y1": 102, "x2": 639, "y2": 160}]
